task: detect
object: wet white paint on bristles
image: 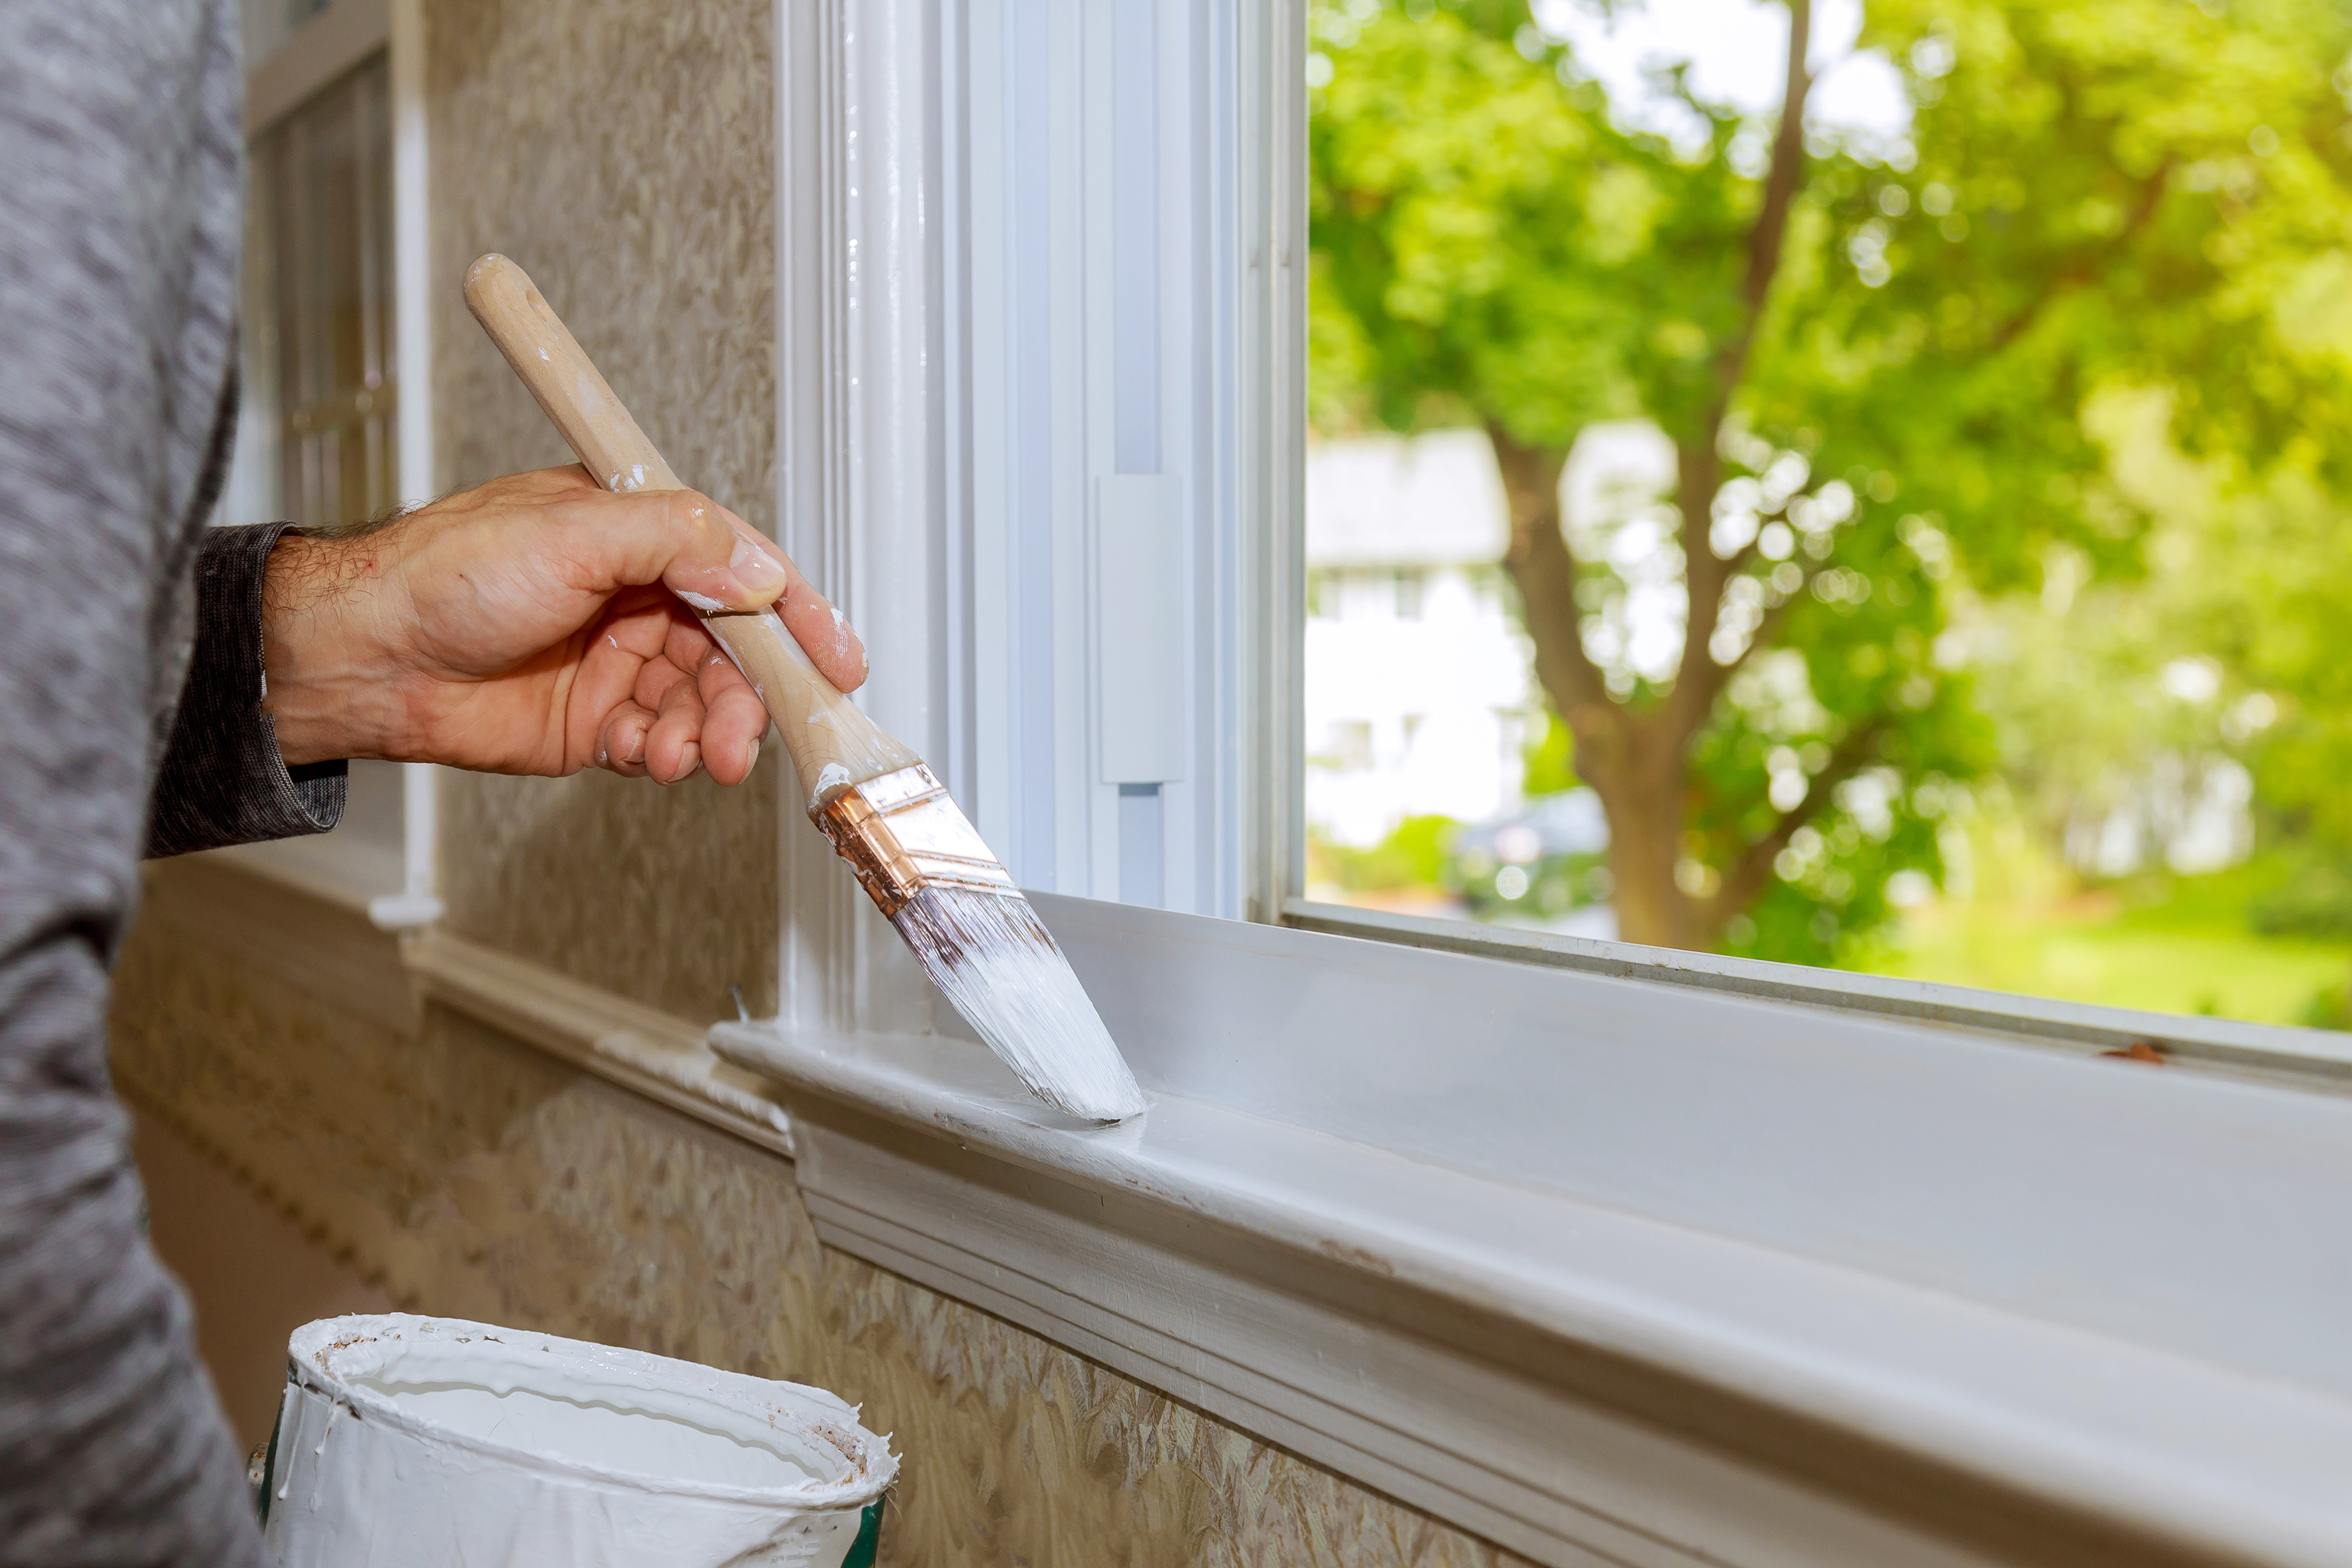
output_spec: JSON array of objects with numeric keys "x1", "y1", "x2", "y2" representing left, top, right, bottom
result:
[{"x1": 891, "y1": 887, "x2": 1147, "y2": 1123}]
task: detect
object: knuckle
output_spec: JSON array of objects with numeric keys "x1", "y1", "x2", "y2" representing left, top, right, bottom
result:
[{"x1": 663, "y1": 488, "x2": 725, "y2": 545}]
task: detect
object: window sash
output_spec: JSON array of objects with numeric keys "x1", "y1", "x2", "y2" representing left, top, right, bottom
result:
[{"x1": 768, "y1": 0, "x2": 2352, "y2": 1093}]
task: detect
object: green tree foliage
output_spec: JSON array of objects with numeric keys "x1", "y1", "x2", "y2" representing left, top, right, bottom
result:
[{"x1": 1308, "y1": 0, "x2": 2352, "y2": 960}]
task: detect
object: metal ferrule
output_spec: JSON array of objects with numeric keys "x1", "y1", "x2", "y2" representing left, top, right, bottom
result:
[{"x1": 810, "y1": 764, "x2": 1017, "y2": 918}]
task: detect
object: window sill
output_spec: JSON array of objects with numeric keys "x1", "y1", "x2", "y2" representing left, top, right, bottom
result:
[
  {"x1": 715, "y1": 892, "x2": 2352, "y2": 1568},
  {"x1": 1283, "y1": 897, "x2": 2352, "y2": 1094},
  {"x1": 175, "y1": 854, "x2": 2352, "y2": 1565}
]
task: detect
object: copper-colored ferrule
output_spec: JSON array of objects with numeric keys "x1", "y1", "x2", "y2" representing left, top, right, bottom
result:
[{"x1": 812, "y1": 791, "x2": 923, "y2": 917}]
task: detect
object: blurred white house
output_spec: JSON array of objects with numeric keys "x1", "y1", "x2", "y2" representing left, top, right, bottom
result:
[
  {"x1": 1305, "y1": 429, "x2": 1530, "y2": 847},
  {"x1": 1305, "y1": 423, "x2": 1676, "y2": 849}
]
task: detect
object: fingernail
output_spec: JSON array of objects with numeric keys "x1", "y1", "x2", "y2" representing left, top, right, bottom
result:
[
  {"x1": 670, "y1": 744, "x2": 701, "y2": 784},
  {"x1": 744, "y1": 737, "x2": 760, "y2": 776},
  {"x1": 731, "y1": 537, "x2": 787, "y2": 595},
  {"x1": 621, "y1": 723, "x2": 647, "y2": 766}
]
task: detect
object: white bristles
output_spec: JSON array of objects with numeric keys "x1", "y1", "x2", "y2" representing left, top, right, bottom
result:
[{"x1": 889, "y1": 886, "x2": 1148, "y2": 1124}]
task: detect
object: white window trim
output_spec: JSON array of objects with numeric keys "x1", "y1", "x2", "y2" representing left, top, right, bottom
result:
[
  {"x1": 1285, "y1": 897, "x2": 2352, "y2": 1092},
  {"x1": 739, "y1": 5, "x2": 2352, "y2": 1566},
  {"x1": 225, "y1": 0, "x2": 442, "y2": 932},
  {"x1": 717, "y1": 892, "x2": 2352, "y2": 1568}
]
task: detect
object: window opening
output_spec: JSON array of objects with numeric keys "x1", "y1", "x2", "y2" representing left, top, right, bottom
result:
[
  {"x1": 1303, "y1": 0, "x2": 2352, "y2": 1031},
  {"x1": 258, "y1": 56, "x2": 397, "y2": 532}
]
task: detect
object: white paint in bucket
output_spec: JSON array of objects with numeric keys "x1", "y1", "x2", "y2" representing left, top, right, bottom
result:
[{"x1": 261, "y1": 1314, "x2": 895, "y2": 1568}]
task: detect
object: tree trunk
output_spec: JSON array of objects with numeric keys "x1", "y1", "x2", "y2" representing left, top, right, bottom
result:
[
  {"x1": 1601, "y1": 767, "x2": 1698, "y2": 949},
  {"x1": 1487, "y1": 422, "x2": 1698, "y2": 949}
]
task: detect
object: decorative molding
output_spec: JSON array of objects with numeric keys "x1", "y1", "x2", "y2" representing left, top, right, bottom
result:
[
  {"x1": 144, "y1": 852, "x2": 417, "y2": 1033},
  {"x1": 714, "y1": 891, "x2": 2352, "y2": 1568},
  {"x1": 155, "y1": 855, "x2": 794, "y2": 1162},
  {"x1": 403, "y1": 931, "x2": 794, "y2": 1160}
]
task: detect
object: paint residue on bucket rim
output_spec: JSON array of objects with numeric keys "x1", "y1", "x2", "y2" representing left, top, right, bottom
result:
[{"x1": 287, "y1": 1314, "x2": 896, "y2": 1508}]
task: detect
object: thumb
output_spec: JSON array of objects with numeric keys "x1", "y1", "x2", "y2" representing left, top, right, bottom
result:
[{"x1": 551, "y1": 486, "x2": 790, "y2": 612}]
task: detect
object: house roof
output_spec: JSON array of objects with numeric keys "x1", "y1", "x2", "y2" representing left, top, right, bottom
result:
[{"x1": 1306, "y1": 422, "x2": 1680, "y2": 569}]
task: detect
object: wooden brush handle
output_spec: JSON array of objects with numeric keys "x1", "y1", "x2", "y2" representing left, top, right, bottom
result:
[{"x1": 463, "y1": 253, "x2": 916, "y2": 809}]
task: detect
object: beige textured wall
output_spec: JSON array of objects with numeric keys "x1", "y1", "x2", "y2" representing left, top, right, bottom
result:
[
  {"x1": 425, "y1": 0, "x2": 779, "y2": 1020},
  {"x1": 111, "y1": 872, "x2": 1531, "y2": 1568}
]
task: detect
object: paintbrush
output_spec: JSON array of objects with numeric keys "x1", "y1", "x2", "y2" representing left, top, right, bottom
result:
[{"x1": 463, "y1": 253, "x2": 1147, "y2": 1124}]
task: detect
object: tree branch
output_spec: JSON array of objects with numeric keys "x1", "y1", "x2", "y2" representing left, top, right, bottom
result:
[
  {"x1": 1711, "y1": 0, "x2": 1813, "y2": 405},
  {"x1": 1673, "y1": 0, "x2": 1812, "y2": 746},
  {"x1": 1668, "y1": 440, "x2": 1730, "y2": 745},
  {"x1": 1486, "y1": 420, "x2": 1622, "y2": 752},
  {"x1": 1670, "y1": 492, "x2": 1813, "y2": 752},
  {"x1": 1987, "y1": 158, "x2": 2174, "y2": 352},
  {"x1": 1703, "y1": 713, "x2": 1887, "y2": 934}
]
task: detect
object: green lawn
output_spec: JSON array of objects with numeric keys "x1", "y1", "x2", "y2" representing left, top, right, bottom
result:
[{"x1": 1845, "y1": 864, "x2": 2352, "y2": 1028}]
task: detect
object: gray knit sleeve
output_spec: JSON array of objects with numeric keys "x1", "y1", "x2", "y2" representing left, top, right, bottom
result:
[
  {"x1": 2, "y1": 2, "x2": 276, "y2": 1561},
  {"x1": 145, "y1": 523, "x2": 346, "y2": 859}
]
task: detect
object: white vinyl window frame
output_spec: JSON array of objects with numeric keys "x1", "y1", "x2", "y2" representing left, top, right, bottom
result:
[
  {"x1": 218, "y1": 0, "x2": 440, "y2": 930},
  {"x1": 727, "y1": 6, "x2": 2352, "y2": 1568}
]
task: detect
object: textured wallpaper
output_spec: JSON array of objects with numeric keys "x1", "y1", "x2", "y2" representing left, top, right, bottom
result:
[
  {"x1": 111, "y1": 887, "x2": 1534, "y2": 1568},
  {"x1": 425, "y1": 0, "x2": 781, "y2": 1020}
]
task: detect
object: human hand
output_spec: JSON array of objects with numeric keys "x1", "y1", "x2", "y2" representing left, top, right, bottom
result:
[{"x1": 259, "y1": 465, "x2": 866, "y2": 785}]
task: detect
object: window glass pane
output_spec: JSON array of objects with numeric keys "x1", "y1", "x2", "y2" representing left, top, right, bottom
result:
[
  {"x1": 1303, "y1": 0, "x2": 2352, "y2": 1028},
  {"x1": 256, "y1": 54, "x2": 396, "y2": 531}
]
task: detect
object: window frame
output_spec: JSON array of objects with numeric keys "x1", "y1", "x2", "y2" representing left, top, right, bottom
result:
[
  {"x1": 746, "y1": 5, "x2": 2352, "y2": 1566},
  {"x1": 221, "y1": 0, "x2": 440, "y2": 931},
  {"x1": 770, "y1": 0, "x2": 2352, "y2": 1098}
]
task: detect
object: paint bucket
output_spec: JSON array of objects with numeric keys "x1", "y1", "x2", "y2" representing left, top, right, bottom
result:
[{"x1": 257, "y1": 1314, "x2": 895, "y2": 1568}]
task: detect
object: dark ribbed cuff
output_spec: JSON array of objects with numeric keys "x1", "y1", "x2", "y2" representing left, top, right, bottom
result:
[{"x1": 145, "y1": 523, "x2": 345, "y2": 859}]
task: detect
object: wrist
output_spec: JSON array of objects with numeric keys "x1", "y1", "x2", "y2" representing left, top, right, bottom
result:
[{"x1": 262, "y1": 530, "x2": 411, "y2": 765}]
